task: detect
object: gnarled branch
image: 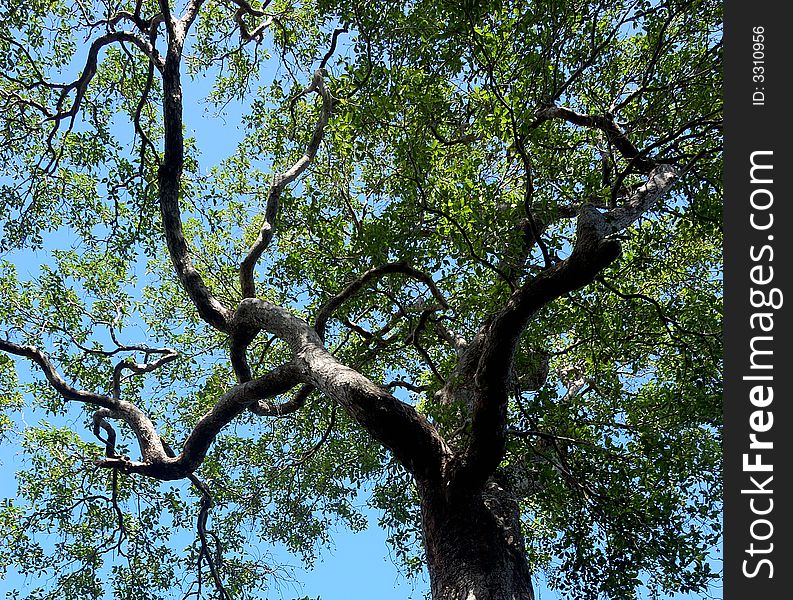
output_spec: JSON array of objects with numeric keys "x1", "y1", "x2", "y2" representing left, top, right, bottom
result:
[
  {"x1": 448, "y1": 165, "x2": 678, "y2": 494},
  {"x1": 239, "y1": 69, "x2": 333, "y2": 299},
  {"x1": 535, "y1": 106, "x2": 655, "y2": 173},
  {"x1": 158, "y1": 12, "x2": 234, "y2": 332},
  {"x1": 234, "y1": 298, "x2": 450, "y2": 481},
  {"x1": 314, "y1": 261, "x2": 449, "y2": 340}
]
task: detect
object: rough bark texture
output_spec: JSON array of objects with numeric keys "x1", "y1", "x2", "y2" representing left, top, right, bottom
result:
[{"x1": 421, "y1": 480, "x2": 534, "y2": 600}]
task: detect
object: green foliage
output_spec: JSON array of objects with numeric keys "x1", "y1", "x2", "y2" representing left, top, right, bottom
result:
[{"x1": 1, "y1": 0, "x2": 721, "y2": 599}]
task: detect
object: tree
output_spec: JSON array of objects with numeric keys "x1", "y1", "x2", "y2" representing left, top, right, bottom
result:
[{"x1": 0, "y1": 0, "x2": 722, "y2": 599}]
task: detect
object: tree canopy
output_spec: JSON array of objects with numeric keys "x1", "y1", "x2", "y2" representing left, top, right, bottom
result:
[{"x1": 0, "y1": 0, "x2": 722, "y2": 599}]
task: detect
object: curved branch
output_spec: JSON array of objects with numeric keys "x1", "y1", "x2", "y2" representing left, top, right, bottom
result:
[
  {"x1": 111, "y1": 349, "x2": 179, "y2": 399},
  {"x1": 191, "y1": 475, "x2": 230, "y2": 599},
  {"x1": 249, "y1": 382, "x2": 312, "y2": 416},
  {"x1": 319, "y1": 24, "x2": 349, "y2": 71},
  {"x1": 176, "y1": 362, "x2": 302, "y2": 471},
  {"x1": 314, "y1": 262, "x2": 449, "y2": 340},
  {"x1": 5, "y1": 29, "x2": 162, "y2": 172},
  {"x1": 0, "y1": 339, "x2": 115, "y2": 409},
  {"x1": 230, "y1": 0, "x2": 274, "y2": 43},
  {"x1": 535, "y1": 106, "x2": 655, "y2": 173},
  {"x1": 234, "y1": 299, "x2": 450, "y2": 481},
  {"x1": 93, "y1": 408, "x2": 119, "y2": 456},
  {"x1": 0, "y1": 336, "x2": 294, "y2": 482},
  {"x1": 97, "y1": 362, "x2": 303, "y2": 479},
  {"x1": 132, "y1": 53, "x2": 159, "y2": 168},
  {"x1": 51, "y1": 32, "x2": 162, "y2": 124},
  {"x1": 448, "y1": 165, "x2": 678, "y2": 494},
  {"x1": 0, "y1": 338, "x2": 172, "y2": 466},
  {"x1": 239, "y1": 69, "x2": 333, "y2": 298},
  {"x1": 158, "y1": 22, "x2": 233, "y2": 332}
]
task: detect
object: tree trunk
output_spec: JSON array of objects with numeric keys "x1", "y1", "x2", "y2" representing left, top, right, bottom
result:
[{"x1": 420, "y1": 480, "x2": 535, "y2": 600}]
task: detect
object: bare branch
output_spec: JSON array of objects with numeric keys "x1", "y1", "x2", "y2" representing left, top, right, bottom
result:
[
  {"x1": 534, "y1": 106, "x2": 655, "y2": 173},
  {"x1": 0, "y1": 334, "x2": 291, "y2": 483},
  {"x1": 55, "y1": 31, "x2": 163, "y2": 119},
  {"x1": 159, "y1": 22, "x2": 234, "y2": 331},
  {"x1": 234, "y1": 298, "x2": 451, "y2": 481},
  {"x1": 239, "y1": 69, "x2": 333, "y2": 298},
  {"x1": 3, "y1": 28, "x2": 162, "y2": 173},
  {"x1": 314, "y1": 262, "x2": 449, "y2": 340}
]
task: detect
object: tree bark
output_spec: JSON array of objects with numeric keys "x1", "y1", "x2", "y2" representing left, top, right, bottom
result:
[{"x1": 420, "y1": 481, "x2": 535, "y2": 600}]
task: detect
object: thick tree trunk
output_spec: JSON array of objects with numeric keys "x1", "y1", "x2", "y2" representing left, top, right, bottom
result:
[{"x1": 420, "y1": 481, "x2": 534, "y2": 600}]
